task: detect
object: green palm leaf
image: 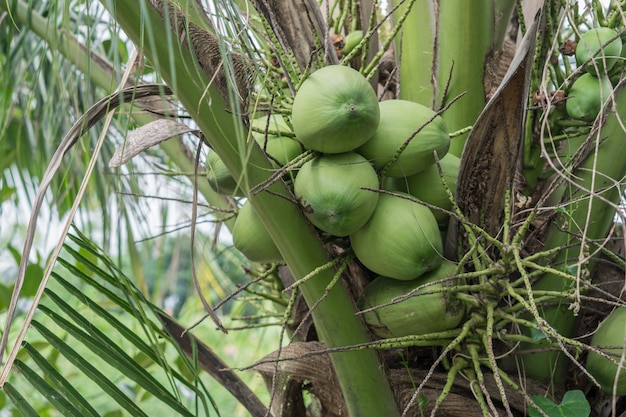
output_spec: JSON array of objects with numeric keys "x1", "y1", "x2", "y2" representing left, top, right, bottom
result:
[
  {"x1": 28, "y1": 322, "x2": 153, "y2": 417},
  {"x1": 3, "y1": 382, "x2": 41, "y2": 417},
  {"x1": 14, "y1": 358, "x2": 89, "y2": 417},
  {"x1": 19, "y1": 342, "x2": 100, "y2": 417},
  {"x1": 4, "y1": 232, "x2": 220, "y2": 416}
]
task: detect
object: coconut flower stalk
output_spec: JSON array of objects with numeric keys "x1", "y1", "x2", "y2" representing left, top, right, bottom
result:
[
  {"x1": 101, "y1": 1, "x2": 400, "y2": 416},
  {"x1": 520, "y1": 79, "x2": 626, "y2": 381}
]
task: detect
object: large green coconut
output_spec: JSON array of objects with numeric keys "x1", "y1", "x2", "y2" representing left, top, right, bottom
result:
[
  {"x1": 350, "y1": 193, "x2": 443, "y2": 280},
  {"x1": 357, "y1": 99, "x2": 450, "y2": 177},
  {"x1": 359, "y1": 260, "x2": 465, "y2": 338},
  {"x1": 294, "y1": 152, "x2": 379, "y2": 237},
  {"x1": 291, "y1": 65, "x2": 380, "y2": 154},
  {"x1": 384, "y1": 153, "x2": 460, "y2": 225},
  {"x1": 576, "y1": 27, "x2": 622, "y2": 75},
  {"x1": 586, "y1": 307, "x2": 626, "y2": 395},
  {"x1": 566, "y1": 73, "x2": 613, "y2": 122},
  {"x1": 232, "y1": 201, "x2": 282, "y2": 263}
]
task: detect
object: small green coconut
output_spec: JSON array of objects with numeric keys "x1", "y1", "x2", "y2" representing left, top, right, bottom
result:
[
  {"x1": 232, "y1": 201, "x2": 283, "y2": 263},
  {"x1": 576, "y1": 27, "x2": 622, "y2": 75},
  {"x1": 291, "y1": 65, "x2": 380, "y2": 154},
  {"x1": 586, "y1": 307, "x2": 626, "y2": 395},
  {"x1": 357, "y1": 99, "x2": 450, "y2": 177},
  {"x1": 342, "y1": 30, "x2": 363, "y2": 55},
  {"x1": 206, "y1": 151, "x2": 244, "y2": 196},
  {"x1": 251, "y1": 114, "x2": 302, "y2": 167},
  {"x1": 566, "y1": 73, "x2": 613, "y2": 122},
  {"x1": 360, "y1": 260, "x2": 465, "y2": 338},
  {"x1": 294, "y1": 152, "x2": 379, "y2": 237},
  {"x1": 256, "y1": 136, "x2": 303, "y2": 173},
  {"x1": 206, "y1": 116, "x2": 302, "y2": 195},
  {"x1": 350, "y1": 193, "x2": 443, "y2": 280},
  {"x1": 250, "y1": 114, "x2": 290, "y2": 133}
]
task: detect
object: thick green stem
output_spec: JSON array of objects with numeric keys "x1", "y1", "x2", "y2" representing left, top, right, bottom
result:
[{"x1": 101, "y1": 1, "x2": 400, "y2": 416}]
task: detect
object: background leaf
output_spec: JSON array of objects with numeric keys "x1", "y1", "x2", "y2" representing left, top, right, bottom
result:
[{"x1": 529, "y1": 390, "x2": 591, "y2": 417}]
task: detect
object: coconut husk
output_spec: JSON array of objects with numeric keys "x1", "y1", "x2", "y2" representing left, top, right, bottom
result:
[
  {"x1": 378, "y1": 48, "x2": 398, "y2": 101},
  {"x1": 484, "y1": 36, "x2": 518, "y2": 101},
  {"x1": 252, "y1": 342, "x2": 346, "y2": 417},
  {"x1": 252, "y1": 341, "x2": 554, "y2": 417}
]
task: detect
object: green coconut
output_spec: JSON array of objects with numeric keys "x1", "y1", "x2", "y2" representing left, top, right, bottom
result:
[
  {"x1": 251, "y1": 114, "x2": 302, "y2": 166},
  {"x1": 291, "y1": 65, "x2": 380, "y2": 154},
  {"x1": 257, "y1": 136, "x2": 303, "y2": 170},
  {"x1": 206, "y1": 118, "x2": 302, "y2": 196},
  {"x1": 350, "y1": 193, "x2": 443, "y2": 280},
  {"x1": 566, "y1": 73, "x2": 613, "y2": 122},
  {"x1": 206, "y1": 151, "x2": 244, "y2": 196},
  {"x1": 384, "y1": 153, "x2": 460, "y2": 225},
  {"x1": 357, "y1": 99, "x2": 450, "y2": 177},
  {"x1": 232, "y1": 201, "x2": 283, "y2": 263},
  {"x1": 576, "y1": 27, "x2": 622, "y2": 75},
  {"x1": 342, "y1": 30, "x2": 363, "y2": 55},
  {"x1": 250, "y1": 114, "x2": 290, "y2": 133},
  {"x1": 294, "y1": 152, "x2": 379, "y2": 237},
  {"x1": 360, "y1": 260, "x2": 465, "y2": 338},
  {"x1": 586, "y1": 307, "x2": 626, "y2": 395}
]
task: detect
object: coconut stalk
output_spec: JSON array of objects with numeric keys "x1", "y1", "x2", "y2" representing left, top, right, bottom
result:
[
  {"x1": 100, "y1": 1, "x2": 400, "y2": 416},
  {"x1": 389, "y1": 0, "x2": 516, "y2": 156},
  {"x1": 521, "y1": 79, "x2": 626, "y2": 382}
]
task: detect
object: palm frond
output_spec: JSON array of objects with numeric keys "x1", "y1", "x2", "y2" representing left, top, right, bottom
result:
[
  {"x1": 4, "y1": 230, "x2": 221, "y2": 416},
  {"x1": 2, "y1": 382, "x2": 41, "y2": 417}
]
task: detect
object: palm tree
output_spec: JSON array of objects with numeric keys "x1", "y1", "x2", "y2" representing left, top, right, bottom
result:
[{"x1": 2, "y1": 0, "x2": 626, "y2": 416}]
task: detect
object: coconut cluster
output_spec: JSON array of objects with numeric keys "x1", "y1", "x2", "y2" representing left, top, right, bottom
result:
[
  {"x1": 289, "y1": 65, "x2": 455, "y2": 280},
  {"x1": 210, "y1": 65, "x2": 459, "y2": 269},
  {"x1": 566, "y1": 27, "x2": 622, "y2": 121},
  {"x1": 229, "y1": 65, "x2": 466, "y2": 337}
]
